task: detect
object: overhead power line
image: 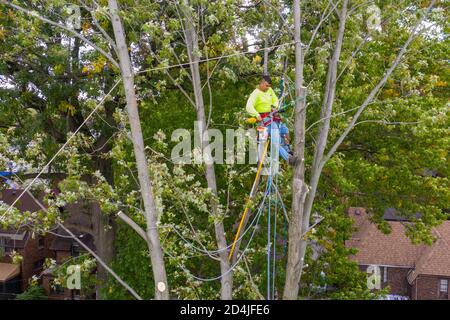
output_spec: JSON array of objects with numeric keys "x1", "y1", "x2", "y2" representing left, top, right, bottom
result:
[
  {"x1": 136, "y1": 41, "x2": 298, "y2": 75},
  {"x1": 0, "y1": 80, "x2": 122, "y2": 221}
]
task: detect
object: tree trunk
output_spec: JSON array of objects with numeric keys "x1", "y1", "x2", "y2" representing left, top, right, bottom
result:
[
  {"x1": 283, "y1": 0, "x2": 308, "y2": 300},
  {"x1": 108, "y1": 0, "x2": 169, "y2": 300},
  {"x1": 290, "y1": 0, "x2": 348, "y2": 299},
  {"x1": 181, "y1": 1, "x2": 233, "y2": 300},
  {"x1": 70, "y1": 31, "x2": 118, "y2": 300},
  {"x1": 284, "y1": 0, "x2": 430, "y2": 299},
  {"x1": 93, "y1": 152, "x2": 117, "y2": 299},
  {"x1": 92, "y1": 200, "x2": 116, "y2": 299}
]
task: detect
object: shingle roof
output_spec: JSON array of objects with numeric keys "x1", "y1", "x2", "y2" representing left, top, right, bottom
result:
[
  {"x1": 407, "y1": 223, "x2": 450, "y2": 282},
  {"x1": 1, "y1": 189, "x2": 95, "y2": 252},
  {"x1": 346, "y1": 207, "x2": 450, "y2": 279},
  {"x1": 0, "y1": 189, "x2": 42, "y2": 212},
  {"x1": 0, "y1": 189, "x2": 39, "y2": 249}
]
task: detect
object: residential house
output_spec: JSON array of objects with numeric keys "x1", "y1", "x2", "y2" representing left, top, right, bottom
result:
[
  {"x1": 346, "y1": 207, "x2": 450, "y2": 300},
  {"x1": 0, "y1": 189, "x2": 55, "y2": 299},
  {"x1": 42, "y1": 227, "x2": 95, "y2": 300},
  {"x1": 0, "y1": 188, "x2": 96, "y2": 300}
]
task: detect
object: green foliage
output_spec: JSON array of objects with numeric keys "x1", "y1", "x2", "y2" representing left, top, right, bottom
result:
[
  {"x1": 106, "y1": 223, "x2": 154, "y2": 299},
  {"x1": 46, "y1": 256, "x2": 97, "y2": 298},
  {"x1": 0, "y1": 0, "x2": 448, "y2": 300},
  {"x1": 15, "y1": 285, "x2": 48, "y2": 300}
]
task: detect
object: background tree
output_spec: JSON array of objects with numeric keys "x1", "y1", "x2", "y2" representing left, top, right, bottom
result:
[{"x1": 0, "y1": 0, "x2": 448, "y2": 300}]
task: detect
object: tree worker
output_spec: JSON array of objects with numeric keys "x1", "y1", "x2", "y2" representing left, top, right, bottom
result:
[{"x1": 246, "y1": 75, "x2": 297, "y2": 165}]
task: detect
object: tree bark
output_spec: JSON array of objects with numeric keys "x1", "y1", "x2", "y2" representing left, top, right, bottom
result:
[
  {"x1": 91, "y1": 200, "x2": 116, "y2": 299},
  {"x1": 72, "y1": 31, "x2": 118, "y2": 299},
  {"x1": 283, "y1": 0, "x2": 308, "y2": 300},
  {"x1": 93, "y1": 151, "x2": 117, "y2": 300},
  {"x1": 180, "y1": 1, "x2": 233, "y2": 300},
  {"x1": 284, "y1": 0, "x2": 434, "y2": 299},
  {"x1": 108, "y1": 0, "x2": 169, "y2": 300},
  {"x1": 292, "y1": 0, "x2": 348, "y2": 299}
]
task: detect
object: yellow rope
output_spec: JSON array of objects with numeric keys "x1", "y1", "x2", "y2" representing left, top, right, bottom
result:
[{"x1": 228, "y1": 139, "x2": 270, "y2": 261}]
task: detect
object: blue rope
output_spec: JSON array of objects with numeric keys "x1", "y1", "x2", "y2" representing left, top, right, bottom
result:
[
  {"x1": 260, "y1": 77, "x2": 286, "y2": 300},
  {"x1": 274, "y1": 186, "x2": 288, "y2": 257},
  {"x1": 261, "y1": 76, "x2": 285, "y2": 300},
  {"x1": 268, "y1": 119, "x2": 283, "y2": 300},
  {"x1": 283, "y1": 202, "x2": 287, "y2": 256},
  {"x1": 272, "y1": 172, "x2": 278, "y2": 299},
  {"x1": 267, "y1": 137, "x2": 273, "y2": 300}
]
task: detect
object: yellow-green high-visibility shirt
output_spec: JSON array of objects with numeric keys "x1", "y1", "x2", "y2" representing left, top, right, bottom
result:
[{"x1": 245, "y1": 87, "x2": 279, "y2": 116}]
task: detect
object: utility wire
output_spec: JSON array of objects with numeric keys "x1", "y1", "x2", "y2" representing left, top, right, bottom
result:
[
  {"x1": 0, "y1": 80, "x2": 122, "y2": 221},
  {"x1": 160, "y1": 184, "x2": 272, "y2": 282},
  {"x1": 27, "y1": 189, "x2": 143, "y2": 300},
  {"x1": 166, "y1": 197, "x2": 266, "y2": 282},
  {"x1": 136, "y1": 41, "x2": 298, "y2": 75},
  {"x1": 3, "y1": 173, "x2": 143, "y2": 300}
]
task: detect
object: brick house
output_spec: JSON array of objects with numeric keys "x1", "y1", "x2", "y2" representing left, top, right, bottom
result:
[
  {"x1": 40, "y1": 198, "x2": 97, "y2": 300},
  {"x1": 0, "y1": 189, "x2": 96, "y2": 300},
  {"x1": 42, "y1": 228, "x2": 95, "y2": 300},
  {"x1": 0, "y1": 189, "x2": 55, "y2": 299},
  {"x1": 346, "y1": 207, "x2": 450, "y2": 300}
]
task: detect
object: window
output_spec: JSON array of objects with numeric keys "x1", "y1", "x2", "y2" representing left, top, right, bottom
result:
[
  {"x1": 71, "y1": 242, "x2": 81, "y2": 257},
  {"x1": 0, "y1": 237, "x2": 6, "y2": 249},
  {"x1": 0, "y1": 237, "x2": 10, "y2": 257},
  {"x1": 439, "y1": 279, "x2": 449, "y2": 299},
  {"x1": 439, "y1": 279, "x2": 448, "y2": 293}
]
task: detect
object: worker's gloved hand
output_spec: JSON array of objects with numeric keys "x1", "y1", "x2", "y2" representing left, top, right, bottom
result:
[{"x1": 256, "y1": 114, "x2": 263, "y2": 122}]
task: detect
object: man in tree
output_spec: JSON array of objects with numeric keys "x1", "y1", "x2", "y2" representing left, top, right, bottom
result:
[{"x1": 246, "y1": 75, "x2": 295, "y2": 164}]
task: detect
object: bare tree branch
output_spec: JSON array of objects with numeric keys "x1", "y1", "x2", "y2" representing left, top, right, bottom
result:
[
  {"x1": 304, "y1": 0, "x2": 341, "y2": 55},
  {"x1": 322, "y1": 0, "x2": 437, "y2": 165},
  {"x1": 164, "y1": 69, "x2": 198, "y2": 108},
  {"x1": 353, "y1": 119, "x2": 422, "y2": 127},
  {"x1": 200, "y1": 6, "x2": 214, "y2": 129},
  {"x1": 108, "y1": 0, "x2": 169, "y2": 299},
  {"x1": 312, "y1": 0, "x2": 348, "y2": 169},
  {"x1": 243, "y1": 256, "x2": 265, "y2": 300},
  {"x1": 262, "y1": 0, "x2": 294, "y2": 37},
  {"x1": 80, "y1": 0, "x2": 119, "y2": 56},
  {"x1": 179, "y1": 0, "x2": 233, "y2": 300},
  {"x1": 117, "y1": 210, "x2": 148, "y2": 242},
  {"x1": 306, "y1": 105, "x2": 361, "y2": 133},
  {"x1": 169, "y1": 44, "x2": 193, "y2": 82}
]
